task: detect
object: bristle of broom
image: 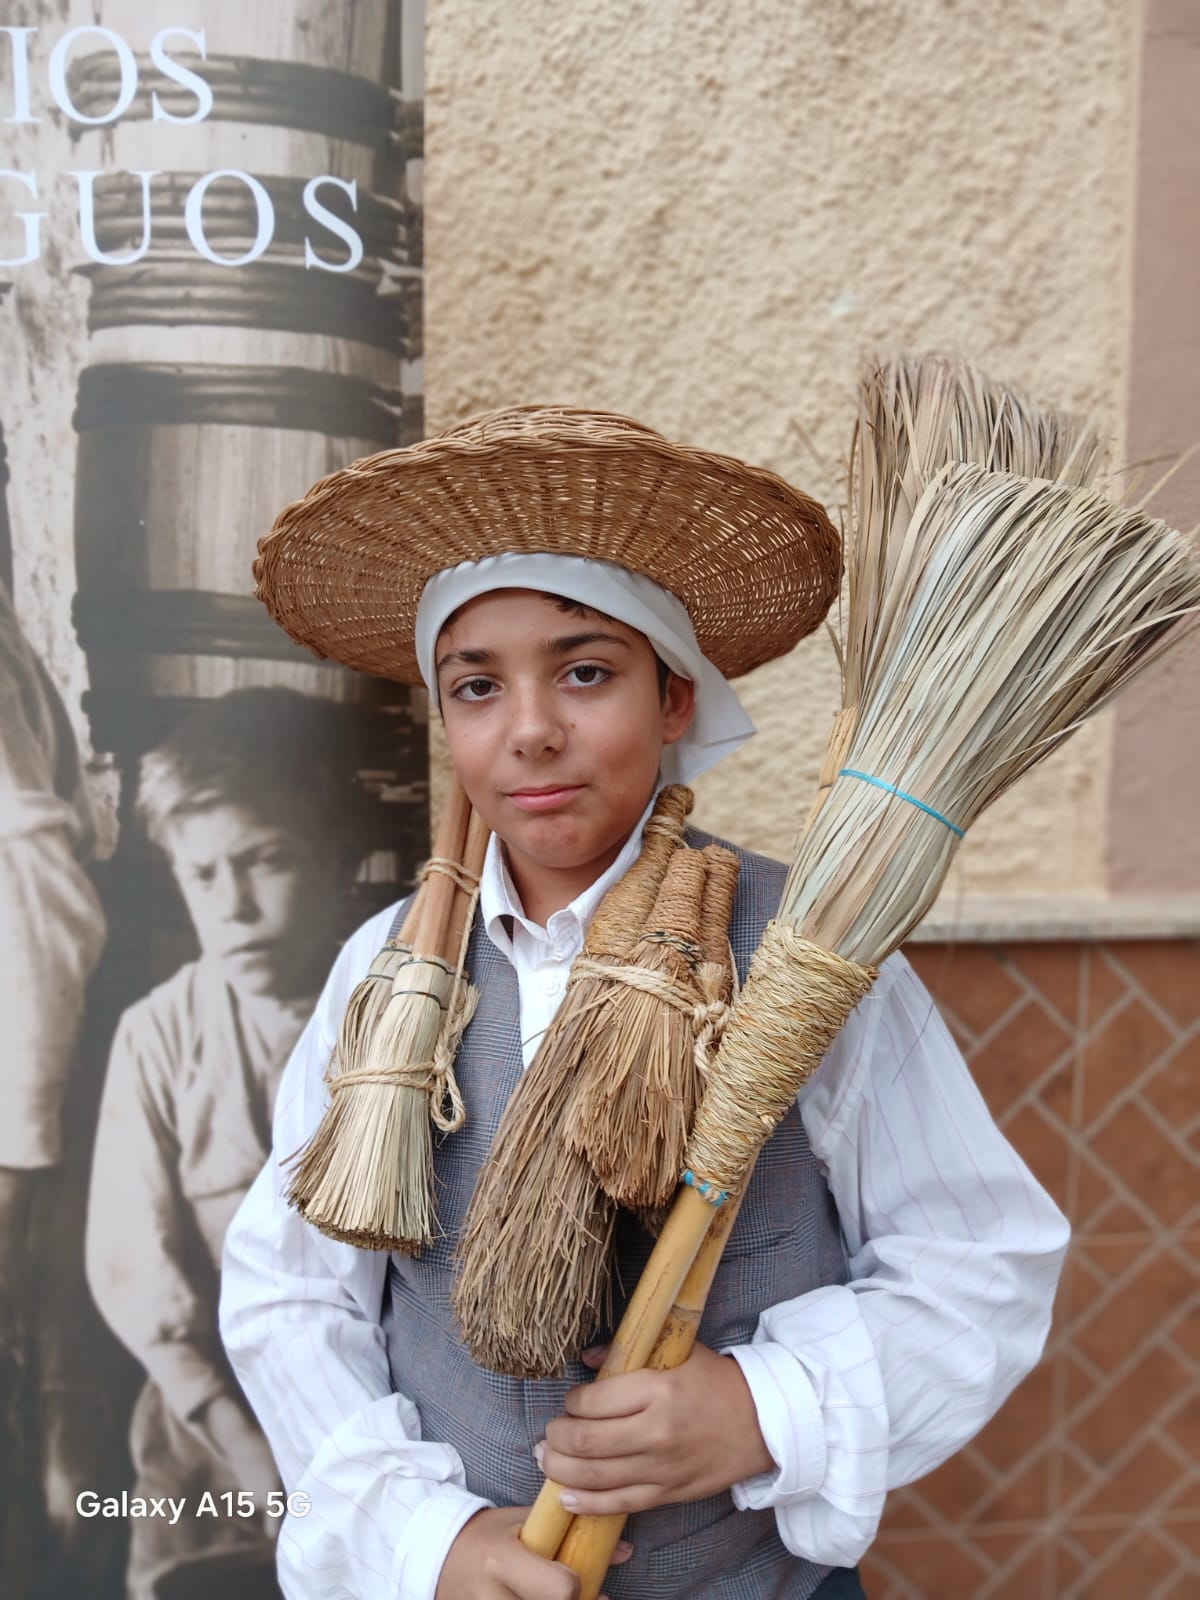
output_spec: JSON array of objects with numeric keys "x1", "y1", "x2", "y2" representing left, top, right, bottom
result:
[
  {"x1": 333, "y1": 941, "x2": 411, "y2": 1077},
  {"x1": 286, "y1": 941, "x2": 410, "y2": 1234},
  {"x1": 286, "y1": 951, "x2": 456, "y2": 1251},
  {"x1": 452, "y1": 995, "x2": 618, "y2": 1376},
  {"x1": 564, "y1": 848, "x2": 709, "y2": 1209},
  {"x1": 849, "y1": 354, "x2": 1106, "y2": 716},
  {"x1": 286, "y1": 1080, "x2": 436, "y2": 1251},
  {"x1": 784, "y1": 464, "x2": 1200, "y2": 965}
]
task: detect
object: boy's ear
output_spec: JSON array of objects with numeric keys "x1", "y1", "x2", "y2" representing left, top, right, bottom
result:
[{"x1": 661, "y1": 672, "x2": 696, "y2": 745}]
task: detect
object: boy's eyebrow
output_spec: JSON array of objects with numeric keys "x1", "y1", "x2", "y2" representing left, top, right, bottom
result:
[
  {"x1": 541, "y1": 630, "x2": 633, "y2": 656},
  {"x1": 435, "y1": 631, "x2": 632, "y2": 675},
  {"x1": 436, "y1": 644, "x2": 496, "y2": 673}
]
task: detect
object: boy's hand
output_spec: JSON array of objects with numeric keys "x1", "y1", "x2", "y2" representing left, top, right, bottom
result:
[
  {"x1": 539, "y1": 1342, "x2": 775, "y2": 1515},
  {"x1": 436, "y1": 1507, "x2": 632, "y2": 1600}
]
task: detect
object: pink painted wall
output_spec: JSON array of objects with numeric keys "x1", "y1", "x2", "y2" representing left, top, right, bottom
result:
[{"x1": 1108, "y1": 0, "x2": 1200, "y2": 894}]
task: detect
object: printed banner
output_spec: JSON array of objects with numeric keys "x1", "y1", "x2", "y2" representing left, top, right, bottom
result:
[{"x1": 0, "y1": 5, "x2": 426, "y2": 1594}]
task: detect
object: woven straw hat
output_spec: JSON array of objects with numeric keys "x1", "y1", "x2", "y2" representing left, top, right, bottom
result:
[{"x1": 253, "y1": 405, "x2": 841, "y2": 681}]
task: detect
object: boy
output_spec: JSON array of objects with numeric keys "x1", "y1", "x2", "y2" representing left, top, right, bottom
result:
[
  {"x1": 87, "y1": 688, "x2": 371, "y2": 1600},
  {"x1": 222, "y1": 408, "x2": 1069, "y2": 1599}
]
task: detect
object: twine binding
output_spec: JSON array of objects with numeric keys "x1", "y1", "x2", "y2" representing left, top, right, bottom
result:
[{"x1": 684, "y1": 922, "x2": 877, "y2": 1199}]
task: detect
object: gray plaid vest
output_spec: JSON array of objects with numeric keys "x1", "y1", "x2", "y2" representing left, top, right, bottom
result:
[{"x1": 381, "y1": 831, "x2": 848, "y2": 1598}]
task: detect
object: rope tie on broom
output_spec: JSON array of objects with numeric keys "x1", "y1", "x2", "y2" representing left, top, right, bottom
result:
[
  {"x1": 837, "y1": 769, "x2": 964, "y2": 836},
  {"x1": 565, "y1": 950, "x2": 733, "y2": 1072},
  {"x1": 325, "y1": 867, "x2": 482, "y2": 1134},
  {"x1": 427, "y1": 865, "x2": 483, "y2": 1132},
  {"x1": 683, "y1": 922, "x2": 876, "y2": 1199},
  {"x1": 419, "y1": 855, "x2": 483, "y2": 894},
  {"x1": 693, "y1": 938, "x2": 740, "y2": 1074}
]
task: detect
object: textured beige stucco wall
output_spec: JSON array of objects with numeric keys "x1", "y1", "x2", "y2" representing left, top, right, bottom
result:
[{"x1": 425, "y1": 0, "x2": 1142, "y2": 904}]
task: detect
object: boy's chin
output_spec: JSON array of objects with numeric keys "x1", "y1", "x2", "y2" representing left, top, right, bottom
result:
[
  {"x1": 212, "y1": 947, "x2": 290, "y2": 993},
  {"x1": 506, "y1": 817, "x2": 629, "y2": 872}
]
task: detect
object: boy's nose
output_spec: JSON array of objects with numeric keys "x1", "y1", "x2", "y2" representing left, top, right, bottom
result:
[
  {"x1": 214, "y1": 865, "x2": 259, "y2": 922},
  {"x1": 506, "y1": 686, "x2": 567, "y2": 756}
]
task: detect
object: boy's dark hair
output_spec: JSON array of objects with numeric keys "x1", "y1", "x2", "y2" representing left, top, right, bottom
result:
[{"x1": 136, "y1": 687, "x2": 373, "y2": 859}]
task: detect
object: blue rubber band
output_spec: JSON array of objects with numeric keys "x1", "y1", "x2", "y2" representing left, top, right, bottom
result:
[
  {"x1": 838, "y1": 769, "x2": 965, "y2": 838},
  {"x1": 682, "y1": 1168, "x2": 729, "y2": 1207}
]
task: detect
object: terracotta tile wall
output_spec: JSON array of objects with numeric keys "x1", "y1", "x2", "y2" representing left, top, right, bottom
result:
[{"x1": 860, "y1": 940, "x2": 1199, "y2": 1599}]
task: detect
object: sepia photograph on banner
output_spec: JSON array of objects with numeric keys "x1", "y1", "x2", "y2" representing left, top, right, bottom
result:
[{"x1": 0, "y1": 5, "x2": 426, "y2": 1596}]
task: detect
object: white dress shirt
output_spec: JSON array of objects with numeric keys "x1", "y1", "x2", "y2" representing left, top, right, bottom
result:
[{"x1": 220, "y1": 813, "x2": 1069, "y2": 1598}]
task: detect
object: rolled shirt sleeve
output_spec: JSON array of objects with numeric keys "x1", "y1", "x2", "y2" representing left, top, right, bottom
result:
[
  {"x1": 220, "y1": 905, "x2": 491, "y2": 1600},
  {"x1": 726, "y1": 953, "x2": 1070, "y2": 1566}
]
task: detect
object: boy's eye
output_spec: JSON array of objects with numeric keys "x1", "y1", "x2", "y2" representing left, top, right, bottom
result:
[
  {"x1": 564, "y1": 663, "x2": 611, "y2": 687},
  {"x1": 254, "y1": 847, "x2": 297, "y2": 872},
  {"x1": 452, "y1": 677, "x2": 498, "y2": 702}
]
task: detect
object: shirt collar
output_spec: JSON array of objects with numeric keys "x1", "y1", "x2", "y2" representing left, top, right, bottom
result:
[{"x1": 480, "y1": 784, "x2": 662, "y2": 961}]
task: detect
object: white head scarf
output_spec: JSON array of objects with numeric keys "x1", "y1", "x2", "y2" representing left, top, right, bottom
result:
[{"x1": 414, "y1": 552, "x2": 755, "y2": 783}]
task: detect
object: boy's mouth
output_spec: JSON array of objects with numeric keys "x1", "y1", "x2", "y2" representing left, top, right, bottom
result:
[{"x1": 505, "y1": 784, "x2": 584, "y2": 812}]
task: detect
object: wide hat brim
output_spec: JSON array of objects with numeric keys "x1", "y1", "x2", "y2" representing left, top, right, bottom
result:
[{"x1": 253, "y1": 405, "x2": 842, "y2": 682}]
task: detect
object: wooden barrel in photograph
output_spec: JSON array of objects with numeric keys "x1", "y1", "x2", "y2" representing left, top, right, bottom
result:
[{"x1": 66, "y1": 2, "x2": 426, "y2": 908}]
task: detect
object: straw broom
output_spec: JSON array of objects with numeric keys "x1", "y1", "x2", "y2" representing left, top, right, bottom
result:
[
  {"x1": 452, "y1": 784, "x2": 694, "y2": 1377},
  {"x1": 806, "y1": 352, "x2": 1107, "y2": 829},
  {"x1": 525, "y1": 355, "x2": 1115, "y2": 1580},
  {"x1": 523, "y1": 468, "x2": 1200, "y2": 1585},
  {"x1": 286, "y1": 780, "x2": 489, "y2": 1250},
  {"x1": 563, "y1": 846, "x2": 710, "y2": 1210}
]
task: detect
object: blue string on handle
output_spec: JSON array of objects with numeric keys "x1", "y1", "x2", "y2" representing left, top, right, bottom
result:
[
  {"x1": 838, "y1": 769, "x2": 965, "y2": 838},
  {"x1": 682, "y1": 1168, "x2": 729, "y2": 1207}
]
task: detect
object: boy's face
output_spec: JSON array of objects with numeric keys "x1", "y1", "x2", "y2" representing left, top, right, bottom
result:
[
  {"x1": 436, "y1": 589, "x2": 695, "y2": 912},
  {"x1": 161, "y1": 802, "x2": 342, "y2": 995}
]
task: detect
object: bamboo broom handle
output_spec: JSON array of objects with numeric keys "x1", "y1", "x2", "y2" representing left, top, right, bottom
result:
[
  {"x1": 552, "y1": 1178, "x2": 753, "y2": 1598},
  {"x1": 443, "y1": 804, "x2": 491, "y2": 960},
  {"x1": 525, "y1": 929, "x2": 873, "y2": 1567},
  {"x1": 519, "y1": 1182, "x2": 718, "y2": 1558},
  {"x1": 412, "y1": 780, "x2": 472, "y2": 955}
]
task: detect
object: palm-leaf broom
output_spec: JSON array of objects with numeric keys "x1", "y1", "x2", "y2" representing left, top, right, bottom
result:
[
  {"x1": 524, "y1": 426, "x2": 1200, "y2": 1591},
  {"x1": 286, "y1": 780, "x2": 490, "y2": 1250}
]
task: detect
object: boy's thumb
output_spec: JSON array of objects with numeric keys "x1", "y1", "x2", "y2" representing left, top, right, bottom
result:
[{"x1": 581, "y1": 1343, "x2": 610, "y2": 1369}]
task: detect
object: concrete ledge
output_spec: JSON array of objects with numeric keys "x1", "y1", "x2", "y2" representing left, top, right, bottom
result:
[{"x1": 908, "y1": 895, "x2": 1200, "y2": 944}]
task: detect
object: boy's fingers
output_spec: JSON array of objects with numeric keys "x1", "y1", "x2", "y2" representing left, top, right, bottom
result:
[
  {"x1": 580, "y1": 1342, "x2": 610, "y2": 1369},
  {"x1": 549, "y1": 1451, "x2": 652, "y2": 1494},
  {"x1": 563, "y1": 1370, "x2": 650, "y2": 1418},
  {"x1": 543, "y1": 1412, "x2": 648, "y2": 1464},
  {"x1": 612, "y1": 1539, "x2": 635, "y2": 1564},
  {"x1": 555, "y1": 1482, "x2": 660, "y2": 1517}
]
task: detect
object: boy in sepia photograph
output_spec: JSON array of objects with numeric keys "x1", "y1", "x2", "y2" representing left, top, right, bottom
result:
[{"x1": 86, "y1": 687, "x2": 373, "y2": 1600}]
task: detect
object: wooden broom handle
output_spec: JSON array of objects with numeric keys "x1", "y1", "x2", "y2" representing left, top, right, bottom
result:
[
  {"x1": 412, "y1": 780, "x2": 472, "y2": 956},
  {"x1": 519, "y1": 1181, "x2": 720, "y2": 1558},
  {"x1": 443, "y1": 803, "x2": 491, "y2": 959},
  {"x1": 549, "y1": 1169, "x2": 755, "y2": 1598}
]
